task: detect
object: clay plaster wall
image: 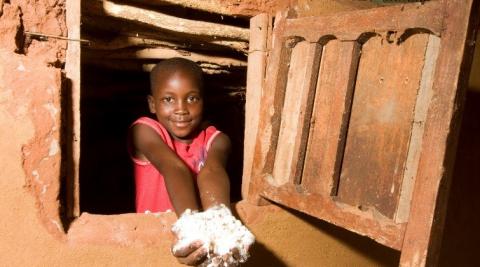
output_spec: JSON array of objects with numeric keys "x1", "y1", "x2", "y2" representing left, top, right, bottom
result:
[{"x1": 0, "y1": 0, "x2": 478, "y2": 266}]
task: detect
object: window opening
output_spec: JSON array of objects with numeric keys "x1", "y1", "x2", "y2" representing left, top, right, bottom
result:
[{"x1": 78, "y1": 1, "x2": 249, "y2": 214}]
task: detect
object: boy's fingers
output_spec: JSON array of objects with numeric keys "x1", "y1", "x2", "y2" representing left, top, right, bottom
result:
[
  {"x1": 172, "y1": 241, "x2": 203, "y2": 258},
  {"x1": 176, "y1": 247, "x2": 208, "y2": 266},
  {"x1": 231, "y1": 247, "x2": 241, "y2": 260}
]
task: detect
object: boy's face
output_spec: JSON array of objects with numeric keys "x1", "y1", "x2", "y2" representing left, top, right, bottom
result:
[{"x1": 148, "y1": 71, "x2": 203, "y2": 142}]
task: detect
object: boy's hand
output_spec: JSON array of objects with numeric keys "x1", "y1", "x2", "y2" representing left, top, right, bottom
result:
[{"x1": 171, "y1": 238, "x2": 208, "y2": 266}]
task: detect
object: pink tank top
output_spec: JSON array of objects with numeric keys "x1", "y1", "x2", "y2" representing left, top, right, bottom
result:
[{"x1": 129, "y1": 117, "x2": 221, "y2": 213}]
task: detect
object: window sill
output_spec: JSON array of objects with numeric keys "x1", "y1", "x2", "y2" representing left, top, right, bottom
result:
[
  {"x1": 67, "y1": 211, "x2": 177, "y2": 246},
  {"x1": 66, "y1": 201, "x2": 272, "y2": 247}
]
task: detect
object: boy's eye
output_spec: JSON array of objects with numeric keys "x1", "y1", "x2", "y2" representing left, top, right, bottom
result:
[
  {"x1": 163, "y1": 97, "x2": 174, "y2": 103},
  {"x1": 187, "y1": 96, "x2": 200, "y2": 103}
]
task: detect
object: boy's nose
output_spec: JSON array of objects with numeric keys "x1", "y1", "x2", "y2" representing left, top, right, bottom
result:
[{"x1": 174, "y1": 100, "x2": 188, "y2": 114}]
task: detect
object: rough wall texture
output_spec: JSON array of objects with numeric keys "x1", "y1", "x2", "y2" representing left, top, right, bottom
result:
[{"x1": 0, "y1": 0, "x2": 67, "y2": 239}]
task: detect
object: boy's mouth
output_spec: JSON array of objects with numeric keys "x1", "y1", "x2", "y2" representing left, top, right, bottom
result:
[{"x1": 170, "y1": 119, "x2": 192, "y2": 128}]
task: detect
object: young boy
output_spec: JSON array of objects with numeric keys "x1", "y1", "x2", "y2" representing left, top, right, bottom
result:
[{"x1": 129, "y1": 57, "x2": 231, "y2": 265}]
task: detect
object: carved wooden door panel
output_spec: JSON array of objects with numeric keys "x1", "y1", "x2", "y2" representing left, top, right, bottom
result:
[{"x1": 244, "y1": 1, "x2": 479, "y2": 265}]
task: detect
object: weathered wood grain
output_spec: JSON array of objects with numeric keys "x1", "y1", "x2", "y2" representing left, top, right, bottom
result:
[
  {"x1": 395, "y1": 34, "x2": 440, "y2": 224},
  {"x1": 258, "y1": 179, "x2": 405, "y2": 250},
  {"x1": 284, "y1": 1, "x2": 443, "y2": 42},
  {"x1": 247, "y1": 11, "x2": 292, "y2": 204},
  {"x1": 272, "y1": 41, "x2": 321, "y2": 186},
  {"x1": 65, "y1": 0, "x2": 81, "y2": 218},
  {"x1": 400, "y1": 0, "x2": 480, "y2": 265},
  {"x1": 242, "y1": 13, "x2": 270, "y2": 199},
  {"x1": 301, "y1": 39, "x2": 360, "y2": 196},
  {"x1": 244, "y1": 1, "x2": 478, "y2": 262},
  {"x1": 336, "y1": 33, "x2": 429, "y2": 219}
]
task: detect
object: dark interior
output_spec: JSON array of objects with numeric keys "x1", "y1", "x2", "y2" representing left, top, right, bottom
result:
[
  {"x1": 79, "y1": 3, "x2": 249, "y2": 214},
  {"x1": 80, "y1": 64, "x2": 246, "y2": 214}
]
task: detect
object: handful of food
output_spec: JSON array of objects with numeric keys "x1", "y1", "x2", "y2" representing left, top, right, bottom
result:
[{"x1": 172, "y1": 204, "x2": 255, "y2": 267}]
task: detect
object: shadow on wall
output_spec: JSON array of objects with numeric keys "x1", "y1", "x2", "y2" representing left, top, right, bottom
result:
[
  {"x1": 439, "y1": 90, "x2": 480, "y2": 266},
  {"x1": 245, "y1": 242, "x2": 288, "y2": 267},
  {"x1": 271, "y1": 203, "x2": 401, "y2": 266}
]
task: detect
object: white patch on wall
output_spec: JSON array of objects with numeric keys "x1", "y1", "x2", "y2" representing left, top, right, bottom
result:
[
  {"x1": 49, "y1": 139, "x2": 59, "y2": 156},
  {"x1": 32, "y1": 170, "x2": 40, "y2": 181},
  {"x1": 50, "y1": 219, "x2": 63, "y2": 232},
  {"x1": 43, "y1": 103, "x2": 58, "y2": 120},
  {"x1": 41, "y1": 184, "x2": 48, "y2": 195},
  {"x1": 16, "y1": 62, "x2": 26, "y2": 72}
]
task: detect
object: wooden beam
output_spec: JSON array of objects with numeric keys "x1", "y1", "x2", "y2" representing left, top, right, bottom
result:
[
  {"x1": 84, "y1": 34, "x2": 184, "y2": 50},
  {"x1": 84, "y1": 0, "x2": 250, "y2": 41},
  {"x1": 82, "y1": 59, "x2": 242, "y2": 75},
  {"x1": 84, "y1": 33, "x2": 248, "y2": 54},
  {"x1": 82, "y1": 15, "x2": 249, "y2": 53},
  {"x1": 124, "y1": 0, "x2": 264, "y2": 17},
  {"x1": 83, "y1": 46, "x2": 246, "y2": 67}
]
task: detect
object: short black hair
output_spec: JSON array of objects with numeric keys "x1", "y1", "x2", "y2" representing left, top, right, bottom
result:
[{"x1": 150, "y1": 57, "x2": 204, "y2": 95}]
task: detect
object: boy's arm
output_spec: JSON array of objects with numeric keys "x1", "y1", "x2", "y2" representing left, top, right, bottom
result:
[
  {"x1": 197, "y1": 132, "x2": 231, "y2": 209},
  {"x1": 131, "y1": 123, "x2": 200, "y2": 215}
]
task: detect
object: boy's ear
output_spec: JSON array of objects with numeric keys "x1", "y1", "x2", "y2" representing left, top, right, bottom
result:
[{"x1": 147, "y1": 95, "x2": 156, "y2": 114}]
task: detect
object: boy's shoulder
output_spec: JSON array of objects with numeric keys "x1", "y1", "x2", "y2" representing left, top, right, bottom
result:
[
  {"x1": 198, "y1": 120, "x2": 222, "y2": 134},
  {"x1": 130, "y1": 116, "x2": 171, "y2": 142},
  {"x1": 132, "y1": 116, "x2": 160, "y2": 127},
  {"x1": 199, "y1": 120, "x2": 213, "y2": 130}
]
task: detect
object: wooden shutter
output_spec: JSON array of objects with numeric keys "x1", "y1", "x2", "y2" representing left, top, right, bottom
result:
[{"x1": 244, "y1": 1, "x2": 479, "y2": 265}]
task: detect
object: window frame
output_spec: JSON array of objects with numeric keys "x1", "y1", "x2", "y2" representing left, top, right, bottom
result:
[{"x1": 65, "y1": 0, "x2": 81, "y2": 220}]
